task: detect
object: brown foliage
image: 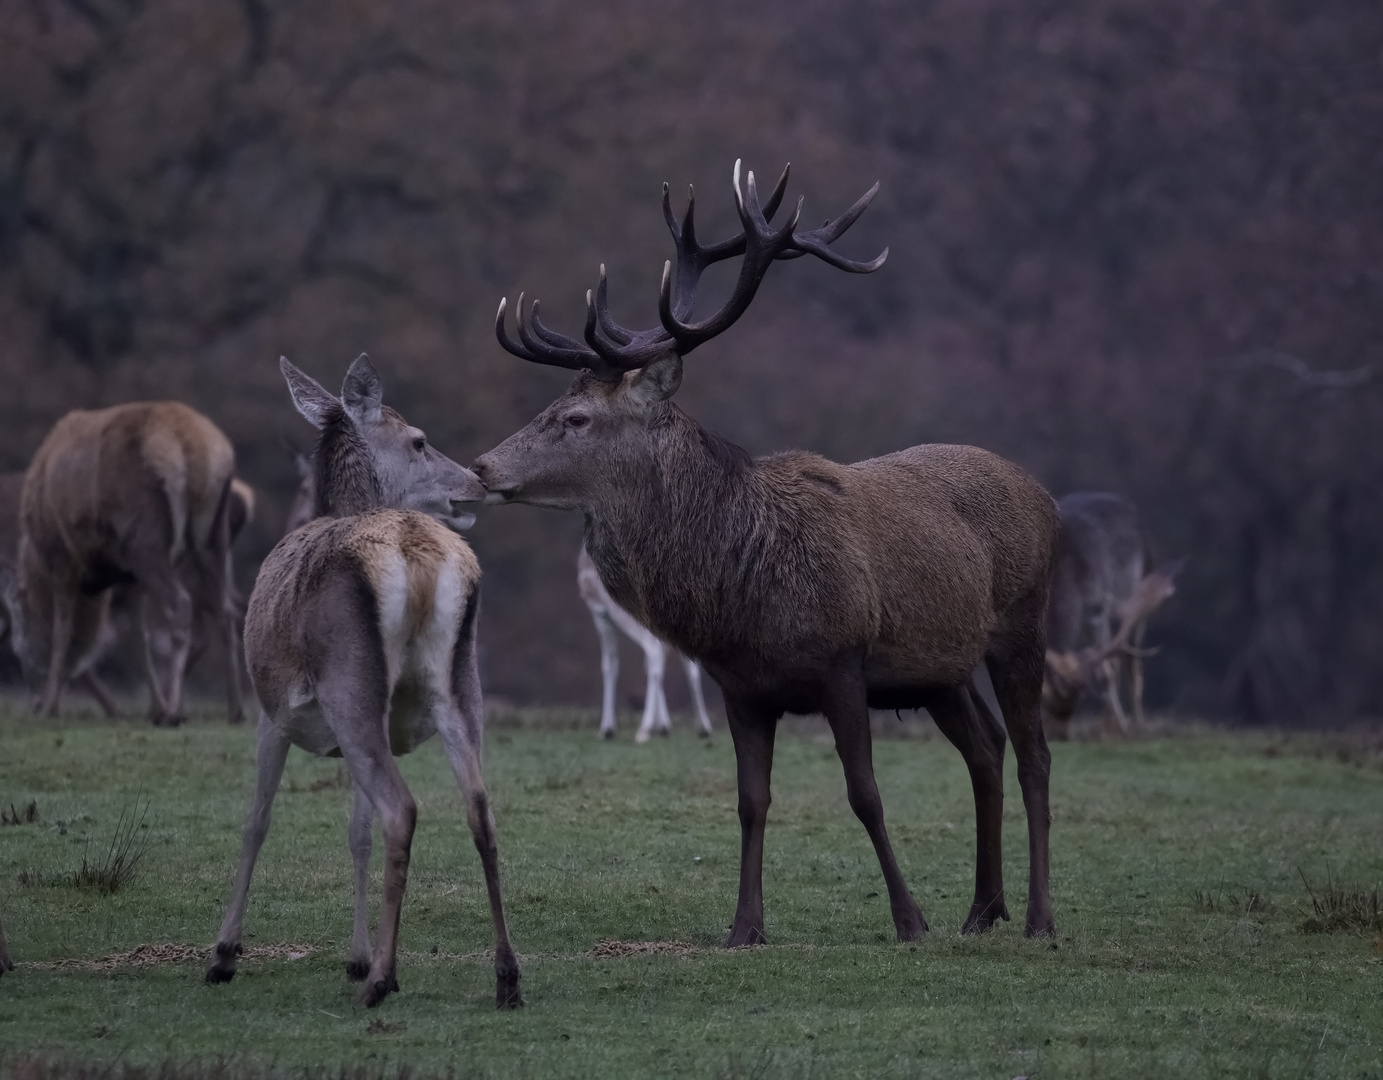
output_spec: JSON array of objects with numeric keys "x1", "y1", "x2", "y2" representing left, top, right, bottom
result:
[{"x1": 1, "y1": 0, "x2": 1380, "y2": 718}]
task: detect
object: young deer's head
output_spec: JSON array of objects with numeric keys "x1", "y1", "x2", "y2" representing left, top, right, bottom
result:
[
  {"x1": 282, "y1": 354, "x2": 485, "y2": 530},
  {"x1": 474, "y1": 161, "x2": 887, "y2": 508}
]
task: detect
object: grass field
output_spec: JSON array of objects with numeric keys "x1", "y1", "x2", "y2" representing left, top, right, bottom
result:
[{"x1": 0, "y1": 705, "x2": 1380, "y2": 1079}]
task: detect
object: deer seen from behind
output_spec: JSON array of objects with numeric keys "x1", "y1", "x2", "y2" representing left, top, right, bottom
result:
[
  {"x1": 475, "y1": 161, "x2": 1060, "y2": 945},
  {"x1": 16, "y1": 403, "x2": 245, "y2": 726},
  {"x1": 578, "y1": 544, "x2": 714, "y2": 741},
  {"x1": 207, "y1": 355, "x2": 520, "y2": 1011}
]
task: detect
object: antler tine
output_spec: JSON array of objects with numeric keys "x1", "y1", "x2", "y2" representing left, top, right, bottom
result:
[
  {"x1": 783, "y1": 181, "x2": 889, "y2": 272},
  {"x1": 591, "y1": 264, "x2": 636, "y2": 346},
  {"x1": 495, "y1": 297, "x2": 542, "y2": 362},
  {"x1": 503, "y1": 294, "x2": 598, "y2": 371}
]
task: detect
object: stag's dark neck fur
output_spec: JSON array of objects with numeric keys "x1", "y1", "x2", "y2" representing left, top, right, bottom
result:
[
  {"x1": 584, "y1": 405, "x2": 834, "y2": 674},
  {"x1": 312, "y1": 405, "x2": 385, "y2": 518}
]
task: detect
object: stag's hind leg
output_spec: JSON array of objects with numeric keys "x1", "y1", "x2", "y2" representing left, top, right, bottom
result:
[
  {"x1": 987, "y1": 599, "x2": 1055, "y2": 938},
  {"x1": 208, "y1": 710, "x2": 290, "y2": 983},
  {"x1": 929, "y1": 682, "x2": 1010, "y2": 933},
  {"x1": 822, "y1": 668, "x2": 927, "y2": 942},
  {"x1": 436, "y1": 591, "x2": 522, "y2": 1008}
]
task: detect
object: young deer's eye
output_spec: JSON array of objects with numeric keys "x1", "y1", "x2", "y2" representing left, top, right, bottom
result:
[
  {"x1": 412, "y1": 436, "x2": 426, "y2": 452},
  {"x1": 565, "y1": 415, "x2": 590, "y2": 429}
]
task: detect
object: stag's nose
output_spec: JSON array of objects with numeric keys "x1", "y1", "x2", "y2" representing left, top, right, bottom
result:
[{"x1": 472, "y1": 455, "x2": 519, "y2": 503}]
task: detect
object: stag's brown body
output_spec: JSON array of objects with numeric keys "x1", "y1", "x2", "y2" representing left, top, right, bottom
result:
[
  {"x1": 477, "y1": 161, "x2": 1060, "y2": 944},
  {"x1": 18, "y1": 401, "x2": 243, "y2": 725}
]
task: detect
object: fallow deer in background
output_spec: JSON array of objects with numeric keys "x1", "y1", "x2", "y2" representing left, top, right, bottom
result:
[
  {"x1": 1043, "y1": 491, "x2": 1179, "y2": 736},
  {"x1": 207, "y1": 356, "x2": 520, "y2": 1011},
  {"x1": 578, "y1": 544, "x2": 714, "y2": 741},
  {"x1": 1043, "y1": 564, "x2": 1180, "y2": 736},
  {"x1": 476, "y1": 161, "x2": 1060, "y2": 943},
  {"x1": 17, "y1": 403, "x2": 245, "y2": 726}
]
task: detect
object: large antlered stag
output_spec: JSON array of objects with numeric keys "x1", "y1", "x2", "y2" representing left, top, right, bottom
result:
[
  {"x1": 207, "y1": 356, "x2": 520, "y2": 1010},
  {"x1": 17, "y1": 402, "x2": 245, "y2": 726},
  {"x1": 475, "y1": 161, "x2": 1061, "y2": 943}
]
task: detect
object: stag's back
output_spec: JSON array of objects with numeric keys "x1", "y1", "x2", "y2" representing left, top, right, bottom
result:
[{"x1": 22, "y1": 402, "x2": 235, "y2": 570}]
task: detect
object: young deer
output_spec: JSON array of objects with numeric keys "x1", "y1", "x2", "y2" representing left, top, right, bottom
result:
[
  {"x1": 207, "y1": 356, "x2": 521, "y2": 1010},
  {"x1": 476, "y1": 162, "x2": 1060, "y2": 944},
  {"x1": 578, "y1": 544, "x2": 714, "y2": 741},
  {"x1": 1043, "y1": 565, "x2": 1179, "y2": 733}
]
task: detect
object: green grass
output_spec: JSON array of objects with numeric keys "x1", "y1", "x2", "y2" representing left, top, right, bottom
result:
[{"x1": 1, "y1": 707, "x2": 1381, "y2": 1079}]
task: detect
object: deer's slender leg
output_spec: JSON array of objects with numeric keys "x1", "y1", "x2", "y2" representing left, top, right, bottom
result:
[
  {"x1": 587, "y1": 602, "x2": 621, "y2": 738},
  {"x1": 36, "y1": 584, "x2": 75, "y2": 717},
  {"x1": 987, "y1": 624, "x2": 1055, "y2": 938},
  {"x1": 77, "y1": 671, "x2": 118, "y2": 718},
  {"x1": 684, "y1": 658, "x2": 713, "y2": 736},
  {"x1": 724, "y1": 694, "x2": 778, "y2": 947},
  {"x1": 346, "y1": 783, "x2": 374, "y2": 980},
  {"x1": 138, "y1": 570, "x2": 193, "y2": 727},
  {"x1": 929, "y1": 682, "x2": 1010, "y2": 932},
  {"x1": 439, "y1": 608, "x2": 522, "y2": 1008},
  {"x1": 1101, "y1": 658, "x2": 1130, "y2": 733},
  {"x1": 636, "y1": 636, "x2": 667, "y2": 742},
  {"x1": 821, "y1": 668, "x2": 927, "y2": 942},
  {"x1": 0, "y1": 911, "x2": 10, "y2": 973},
  {"x1": 207, "y1": 711, "x2": 290, "y2": 983}
]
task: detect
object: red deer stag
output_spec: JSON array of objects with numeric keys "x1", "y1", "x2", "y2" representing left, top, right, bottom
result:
[
  {"x1": 1043, "y1": 565, "x2": 1179, "y2": 733},
  {"x1": 475, "y1": 161, "x2": 1060, "y2": 943},
  {"x1": 17, "y1": 403, "x2": 245, "y2": 726},
  {"x1": 578, "y1": 544, "x2": 714, "y2": 741},
  {"x1": 207, "y1": 356, "x2": 521, "y2": 1010}
]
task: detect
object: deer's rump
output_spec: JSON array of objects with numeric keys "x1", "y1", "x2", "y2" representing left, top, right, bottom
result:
[{"x1": 244, "y1": 509, "x2": 480, "y2": 757}]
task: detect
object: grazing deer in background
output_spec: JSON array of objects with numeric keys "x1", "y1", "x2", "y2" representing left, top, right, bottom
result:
[
  {"x1": 1043, "y1": 565, "x2": 1179, "y2": 735},
  {"x1": 476, "y1": 161, "x2": 1060, "y2": 944},
  {"x1": 16, "y1": 403, "x2": 245, "y2": 726},
  {"x1": 578, "y1": 545, "x2": 714, "y2": 741},
  {"x1": 1, "y1": 471, "x2": 256, "y2": 718},
  {"x1": 207, "y1": 355, "x2": 520, "y2": 1011},
  {"x1": 1043, "y1": 492, "x2": 1178, "y2": 735}
]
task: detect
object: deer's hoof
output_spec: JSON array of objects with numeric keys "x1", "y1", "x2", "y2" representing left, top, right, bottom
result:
[
  {"x1": 345, "y1": 959, "x2": 370, "y2": 982},
  {"x1": 495, "y1": 970, "x2": 523, "y2": 1009},
  {"x1": 205, "y1": 965, "x2": 235, "y2": 984},
  {"x1": 724, "y1": 924, "x2": 767, "y2": 948},
  {"x1": 358, "y1": 974, "x2": 400, "y2": 1009}
]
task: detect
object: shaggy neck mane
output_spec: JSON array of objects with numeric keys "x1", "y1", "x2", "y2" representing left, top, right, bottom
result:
[
  {"x1": 583, "y1": 405, "x2": 777, "y2": 663},
  {"x1": 312, "y1": 406, "x2": 383, "y2": 518}
]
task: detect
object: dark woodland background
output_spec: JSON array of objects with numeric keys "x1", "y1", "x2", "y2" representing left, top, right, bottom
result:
[{"x1": 2, "y1": 0, "x2": 1380, "y2": 723}]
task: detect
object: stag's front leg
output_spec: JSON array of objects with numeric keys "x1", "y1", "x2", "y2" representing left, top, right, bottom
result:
[
  {"x1": 208, "y1": 711, "x2": 290, "y2": 984},
  {"x1": 346, "y1": 784, "x2": 374, "y2": 981},
  {"x1": 821, "y1": 671, "x2": 927, "y2": 942},
  {"x1": 724, "y1": 695, "x2": 779, "y2": 947}
]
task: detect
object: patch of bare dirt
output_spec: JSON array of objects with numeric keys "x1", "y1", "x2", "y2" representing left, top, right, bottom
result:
[
  {"x1": 588, "y1": 940, "x2": 695, "y2": 958},
  {"x1": 27, "y1": 942, "x2": 316, "y2": 970}
]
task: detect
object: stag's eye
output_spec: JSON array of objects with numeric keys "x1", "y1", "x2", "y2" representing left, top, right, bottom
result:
[
  {"x1": 565, "y1": 414, "x2": 590, "y2": 430},
  {"x1": 412, "y1": 436, "x2": 426, "y2": 452}
]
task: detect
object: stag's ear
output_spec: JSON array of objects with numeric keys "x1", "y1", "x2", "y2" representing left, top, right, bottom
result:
[
  {"x1": 341, "y1": 354, "x2": 384, "y2": 426},
  {"x1": 624, "y1": 353, "x2": 682, "y2": 415},
  {"x1": 281, "y1": 357, "x2": 339, "y2": 430}
]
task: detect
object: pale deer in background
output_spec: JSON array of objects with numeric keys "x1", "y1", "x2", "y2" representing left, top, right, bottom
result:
[
  {"x1": 578, "y1": 545, "x2": 713, "y2": 741},
  {"x1": 476, "y1": 161, "x2": 1060, "y2": 944},
  {"x1": 208, "y1": 355, "x2": 520, "y2": 1011},
  {"x1": 1043, "y1": 564, "x2": 1180, "y2": 736},
  {"x1": 1044, "y1": 491, "x2": 1179, "y2": 735},
  {"x1": 16, "y1": 403, "x2": 245, "y2": 726}
]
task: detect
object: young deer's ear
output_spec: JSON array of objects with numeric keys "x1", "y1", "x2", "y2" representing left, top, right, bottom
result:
[
  {"x1": 280, "y1": 357, "x2": 338, "y2": 430},
  {"x1": 624, "y1": 353, "x2": 682, "y2": 415},
  {"x1": 341, "y1": 354, "x2": 383, "y2": 426}
]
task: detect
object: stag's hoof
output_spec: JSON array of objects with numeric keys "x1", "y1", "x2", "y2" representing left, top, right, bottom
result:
[
  {"x1": 724, "y1": 923, "x2": 767, "y2": 948},
  {"x1": 495, "y1": 971, "x2": 523, "y2": 1009},
  {"x1": 1024, "y1": 909, "x2": 1056, "y2": 939},
  {"x1": 358, "y1": 974, "x2": 400, "y2": 1009},
  {"x1": 599, "y1": 729, "x2": 615, "y2": 741},
  {"x1": 0, "y1": 956, "x2": 12, "y2": 975},
  {"x1": 345, "y1": 958, "x2": 370, "y2": 982},
  {"x1": 961, "y1": 898, "x2": 1010, "y2": 935},
  {"x1": 205, "y1": 965, "x2": 235, "y2": 984}
]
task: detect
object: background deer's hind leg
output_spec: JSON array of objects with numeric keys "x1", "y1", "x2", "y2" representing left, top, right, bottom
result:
[
  {"x1": 346, "y1": 784, "x2": 374, "y2": 980},
  {"x1": 685, "y1": 658, "x2": 714, "y2": 736}
]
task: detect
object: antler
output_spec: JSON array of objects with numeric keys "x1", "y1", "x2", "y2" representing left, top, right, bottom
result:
[
  {"x1": 1080, "y1": 564, "x2": 1181, "y2": 670},
  {"x1": 495, "y1": 160, "x2": 888, "y2": 380}
]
